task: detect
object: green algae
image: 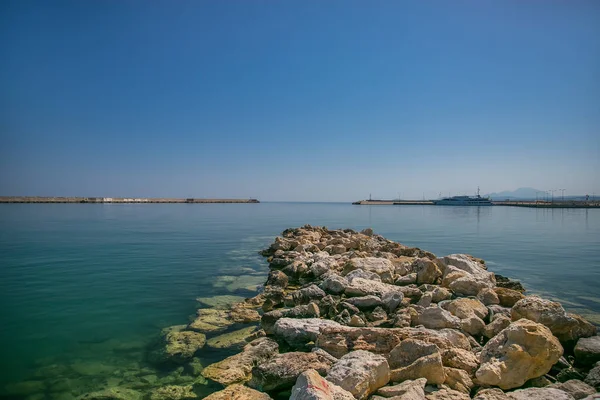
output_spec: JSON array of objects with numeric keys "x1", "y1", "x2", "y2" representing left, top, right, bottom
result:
[
  {"x1": 205, "y1": 326, "x2": 260, "y2": 349},
  {"x1": 195, "y1": 295, "x2": 246, "y2": 309}
]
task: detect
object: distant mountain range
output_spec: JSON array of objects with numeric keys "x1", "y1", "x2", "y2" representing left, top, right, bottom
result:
[{"x1": 486, "y1": 187, "x2": 589, "y2": 200}]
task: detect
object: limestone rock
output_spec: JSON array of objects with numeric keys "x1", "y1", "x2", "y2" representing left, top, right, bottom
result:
[
  {"x1": 376, "y1": 378, "x2": 427, "y2": 398},
  {"x1": 507, "y1": 387, "x2": 576, "y2": 400},
  {"x1": 548, "y1": 379, "x2": 597, "y2": 400},
  {"x1": 494, "y1": 288, "x2": 524, "y2": 308},
  {"x1": 345, "y1": 278, "x2": 404, "y2": 298},
  {"x1": 345, "y1": 295, "x2": 383, "y2": 309},
  {"x1": 201, "y1": 337, "x2": 278, "y2": 386},
  {"x1": 187, "y1": 309, "x2": 233, "y2": 333},
  {"x1": 389, "y1": 339, "x2": 439, "y2": 369},
  {"x1": 441, "y1": 254, "x2": 496, "y2": 296},
  {"x1": 574, "y1": 336, "x2": 600, "y2": 366},
  {"x1": 413, "y1": 307, "x2": 461, "y2": 330},
  {"x1": 320, "y1": 274, "x2": 349, "y2": 295},
  {"x1": 483, "y1": 315, "x2": 511, "y2": 339},
  {"x1": 441, "y1": 348, "x2": 479, "y2": 375},
  {"x1": 443, "y1": 367, "x2": 473, "y2": 394},
  {"x1": 425, "y1": 387, "x2": 470, "y2": 400},
  {"x1": 203, "y1": 384, "x2": 272, "y2": 400},
  {"x1": 290, "y1": 369, "x2": 355, "y2": 400},
  {"x1": 431, "y1": 287, "x2": 453, "y2": 303},
  {"x1": 511, "y1": 296, "x2": 596, "y2": 343},
  {"x1": 266, "y1": 270, "x2": 288, "y2": 288},
  {"x1": 478, "y1": 288, "x2": 500, "y2": 306},
  {"x1": 248, "y1": 349, "x2": 336, "y2": 391},
  {"x1": 444, "y1": 298, "x2": 488, "y2": 320},
  {"x1": 273, "y1": 317, "x2": 341, "y2": 347},
  {"x1": 416, "y1": 258, "x2": 443, "y2": 285},
  {"x1": 390, "y1": 350, "x2": 445, "y2": 385},
  {"x1": 149, "y1": 386, "x2": 196, "y2": 400},
  {"x1": 584, "y1": 362, "x2": 600, "y2": 389},
  {"x1": 292, "y1": 284, "x2": 326, "y2": 305},
  {"x1": 473, "y1": 388, "x2": 510, "y2": 400},
  {"x1": 205, "y1": 326, "x2": 261, "y2": 349},
  {"x1": 327, "y1": 350, "x2": 390, "y2": 400},
  {"x1": 475, "y1": 319, "x2": 563, "y2": 390},
  {"x1": 152, "y1": 331, "x2": 206, "y2": 364},
  {"x1": 261, "y1": 303, "x2": 320, "y2": 334},
  {"x1": 346, "y1": 269, "x2": 383, "y2": 282},
  {"x1": 397, "y1": 273, "x2": 418, "y2": 286},
  {"x1": 345, "y1": 257, "x2": 395, "y2": 283}
]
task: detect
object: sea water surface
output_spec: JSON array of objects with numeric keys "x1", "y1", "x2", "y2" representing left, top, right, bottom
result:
[{"x1": 1, "y1": 203, "x2": 599, "y2": 398}]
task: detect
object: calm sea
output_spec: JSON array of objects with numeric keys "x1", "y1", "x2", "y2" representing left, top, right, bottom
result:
[{"x1": 0, "y1": 203, "x2": 599, "y2": 397}]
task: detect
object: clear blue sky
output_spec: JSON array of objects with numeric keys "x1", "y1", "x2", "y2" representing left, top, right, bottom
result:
[{"x1": 1, "y1": 1, "x2": 599, "y2": 201}]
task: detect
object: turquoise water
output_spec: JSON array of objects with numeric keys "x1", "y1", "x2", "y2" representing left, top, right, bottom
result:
[{"x1": 1, "y1": 203, "x2": 599, "y2": 398}]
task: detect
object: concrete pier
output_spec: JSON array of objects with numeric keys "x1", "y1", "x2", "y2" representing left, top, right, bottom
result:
[{"x1": 0, "y1": 197, "x2": 260, "y2": 204}]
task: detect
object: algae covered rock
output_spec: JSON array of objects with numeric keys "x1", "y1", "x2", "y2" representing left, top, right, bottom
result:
[
  {"x1": 195, "y1": 295, "x2": 245, "y2": 309},
  {"x1": 326, "y1": 350, "x2": 390, "y2": 400},
  {"x1": 475, "y1": 319, "x2": 563, "y2": 390},
  {"x1": 149, "y1": 386, "x2": 197, "y2": 400},
  {"x1": 77, "y1": 388, "x2": 142, "y2": 400},
  {"x1": 151, "y1": 330, "x2": 206, "y2": 364},
  {"x1": 187, "y1": 309, "x2": 233, "y2": 333},
  {"x1": 205, "y1": 326, "x2": 262, "y2": 349}
]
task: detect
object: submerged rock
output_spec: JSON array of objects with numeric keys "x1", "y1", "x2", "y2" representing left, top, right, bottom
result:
[
  {"x1": 475, "y1": 319, "x2": 563, "y2": 390},
  {"x1": 149, "y1": 386, "x2": 197, "y2": 400},
  {"x1": 205, "y1": 326, "x2": 262, "y2": 349},
  {"x1": 195, "y1": 295, "x2": 246, "y2": 309},
  {"x1": 150, "y1": 330, "x2": 206, "y2": 364},
  {"x1": 77, "y1": 388, "x2": 142, "y2": 400}
]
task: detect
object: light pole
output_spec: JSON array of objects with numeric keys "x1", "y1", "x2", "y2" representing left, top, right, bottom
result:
[{"x1": 559, "y1": 189, "x2": 565, "y2": 202}]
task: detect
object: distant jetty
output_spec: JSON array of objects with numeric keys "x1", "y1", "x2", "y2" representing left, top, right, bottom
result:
[
  {"x1": 352, "y1": 199, "x2": 600, "y2": 208},
  {"x1": 0, "y1": 197, "x2": 260, "y2": 204}
]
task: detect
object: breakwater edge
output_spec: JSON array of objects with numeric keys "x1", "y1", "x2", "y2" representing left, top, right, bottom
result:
[{"x1": 7, "y1": 225, "x2": 598, "y2": 400}]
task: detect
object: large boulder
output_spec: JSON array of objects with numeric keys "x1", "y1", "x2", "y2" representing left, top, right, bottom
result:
[
  {"x1": 203, "y1": 384, "x2": 272, "y2": 400},
  {"x1": 413, "y1": 307, "x2": 461, "y2": 330},
  {"x1": 345, "y1": 278, "x2": 404, "y2": 298},
  {"x1": 440, "y1": 254, "x2": 496, "y2": 296},
  {"x1": 273, "y1": 318, "x2": 341, "y2": 347},
  {"x1": 415, "y1": 258, "x2": 443, "y2": 285},
  {"x1": 261, "y1": 303, "x2": 320, "y2": 334},
  {"x1": 248, "y1": 349, "x2": 336, "y2": 391},
  {"x1": 494, "y1": 288, "x2": 524, "y2": 308},
  {"x1": 441, "y1": 348, "x2": 480, "y2": 376},
  {"x1": 320, "y1": 274, "x2": 349, "y2": 295},
  {"x1": 290, "y1": 369, "x2": 355, "y2": 400},
  {"x1": 326, "y1": 350, "x2": 390, "y2": 400},
  {"x1": 574, "y1": 336, "x2": 600, "y2": 366},
  {"x1": 443, "y1": 298, "x2": 488, "y2": 320},
  {"x1": 389, "y1": 339, "x2": 446, "y2": 385},
  {"x1": 344, "y1": 257, "x2": 395, "y2": 283},
  {"x1": 475, "y1": 319, "x2": 563, "y2": 390},
  {"x1": 201, "y1": 338, "x2": 278, "y2": 386},
  {"x1": 506, "y1": 387, "x2": 576, "y2": 400},
  {"x1": 511, "y1": 296, "x2": 596, "y2": 343}
]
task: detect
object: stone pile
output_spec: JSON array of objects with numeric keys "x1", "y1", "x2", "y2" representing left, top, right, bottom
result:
[{"x1": 82, "y1": 226, "x2": 600, "y2": 400}]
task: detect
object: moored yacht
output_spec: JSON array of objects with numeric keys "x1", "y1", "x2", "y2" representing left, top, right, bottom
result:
[{"x1": 433, "y1": 188, "x2": 493, "y2": 206}]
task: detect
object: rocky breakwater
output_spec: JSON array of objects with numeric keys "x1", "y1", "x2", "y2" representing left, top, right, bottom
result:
[{"x1": 75, "y1": 226, "x2": 600, "y2": 400}]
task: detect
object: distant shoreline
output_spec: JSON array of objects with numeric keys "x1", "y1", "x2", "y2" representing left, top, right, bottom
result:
[{"x1": 0, "y1": 196, "x2": 259, "y2": 204}]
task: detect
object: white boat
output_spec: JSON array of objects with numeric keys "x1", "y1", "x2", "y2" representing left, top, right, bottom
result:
[{"x1": 433, "y1": 188, "x2": 493, "y2": 206}]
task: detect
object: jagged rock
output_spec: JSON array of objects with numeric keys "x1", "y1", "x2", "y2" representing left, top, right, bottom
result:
[
  {"x1": 261, "y1": 303, "x2": 320, "y2": 334},
  {"x1": 77, "y1": 388, "x2": 142, "y2": 400},
  {"x1": 382, "y1": 292, "x2": 404, "y2": 312},
  {"x1": 266, "y1": 270, "x2": 288, "y2": 288},
  {"x1": 345, "y1": 295, "x2": 383, "y2": 309},
  {"x1": 320, "y1": 274, "x2": 349, "y2": 295},
  {"x1": 483, "y1": 315, "x2": 511, "y2": 339},
  {"x1": 440, "y1": 348, "x2": 479, "y2": 375},
  {"x1": 376, "y1": 378, "x2": 427, "y2": 398},
  {"x1": 389, "y1": 340, "x2": 445, "y2": 385},
  {"x1": 292, "y1": 284, "x2": 326, "y2": 305},
  {"x1": 203, "y1": 384, "x2": 272, "y2": 400},
  {"x1": 413, "y1": 307, "x2": 461, "y2": 330},
  {"x1": 494, "y1": 288, "x2": 524, "y2": 307},
  {"x1": 417, "y1": 293, "x2": 433, "y2": 308},
  {"x1": 327, "y1": 350, "x2": 390, "y2": 400},
  {"x1": 511, "y1": 296, "x2": 596, "y2": 343},
  {"x1": 478, "y1": 288, "x2": 500, "y2": 306},
  {"x1": 273, "y1": 317, "x2": 341, "y2": 347},
  {"x1": 574, "y1": 336, "x2": 600, "y2": 366},
  {"x1": 488, "y1": 305, "x2": 512, "y2": 320},
  {"x1": 440, "y1": 254, "x2": 496, "y2": 296},
  {"x1": 548, "y1": 379, "x2": 597, "y2": 399},
  {"x1": 201, "y1": 338, "x2": 278, "y2": 386},
  {"x1": 507, "y1": 387, "x2": 576, "y2": 399},
  {"x1": 349, "y1": 314, "x2": 367, "y2": 327},
  {"x1": 584, "y1": 362, "x2": 600, "y2": 389},
  {"x1": 425, "y1": 387, "x2": 470, "y2": 400},
  {"x1": 316, "y1": 326, "x2": 470, "y2": 359},
  {"x1": 290, "y1": 369, "x2": 355, "y2": 400},
  {"x1": 475, "y1": 319, "x2": 563, "y2": 390},
  {"x1": 416, "y1": 258, "x2": 443, "y2": 285},
  {"x1": 205, "y1": 326, "x2": 262, "y2": 349},
  {"x1": 248, "y1": 349, "x2": 336, "y2": 391},
  {"x1": 368, "y1": 306, "x2": 388, "y2": 322},
  {"x1": 346, "y1": 269, "x2": 383, "y2": 282},
  {"x1": 344, "y1": 257, "x2": 395, "y2": 283},
  {"x1": 430, "y1": 287, "x2": 452, "y2": 303},
  {"x1": 473, "y1": 389, "x2": 510, "y2": 400},
  {"x1": 494, "y1": 275, "x2": 525, "y2": 292},
  {"x1": 151, "y1": 331, "x2": 206, "y2": 364},
  {"x1": 460, "y1": 315, "x2": 486, "y2": 336},
  {"x1": 345, "y1": 278, "x2": 404, "y2": 298},
  {"x1": 444, "y1": 298, "x2": 488, "y2": 320},
  {"x1": 443, "y1": 367, "x2": 473, "y2": 394},
  {"x1": 149, "y1": 386, "x2": 196, "y2": 400}
]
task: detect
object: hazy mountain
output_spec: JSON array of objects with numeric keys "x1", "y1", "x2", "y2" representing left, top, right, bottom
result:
[{"x1": 486, "y1": 187, "x2": 542, "y2": 199}]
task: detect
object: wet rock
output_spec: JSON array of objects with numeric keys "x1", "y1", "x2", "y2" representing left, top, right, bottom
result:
[
  {"x1": 548, "y1": 379, "x2": 597, "y2": 399},
  {"x1": 203, "y1": 384, "x2": 272, "y2": 400},
  {"x1": 574, "y1": 336, "x2": 600, "y2": 366},
  {"x1": 507, "y1": 387, "x2": 576, "y2": 399},
  {"x1": 151, "y1": 330, "x2": 206, "y2": 364},
  {"x1": 494, "y1": 288, "x2": 524, "y2": 308},
  {"x1": 584, "y1": 362, "x2": 600, "y2": 389},
  {"x1": 320, "y1": 274, "x2": 349, "y2": 295},
  {"x1": 77, "y1": 388, "x2": 142, "y2": 400},
  {"x1": 443, "y1": 367, "x2": 473, "y2": 394},
  {"x1": 376, "y1": 378, "x2": 427, "y2": 398},
  {"x1": 201, "y1": 337, "x2": 278, "y2": 386},
  {"x1": 441, "y1": 348, "x2": 479, "y2": 375},
  {"x1": 327, "y1": 350, "x2": 390, "y2": 400},
  {"x1": 416, "y1": 258, "x2": 443, "y2": 285},
  {"x1": 290, "y1": 369, "x2": 355, "y2": 400},
  {"x1": 273, "y1": 317, "x2": 341, "y2": 347},
  {"x1": 494, "y1": 274, "x2": 525, "y2": 292},
  {"x1": 229, "y1": 303, "x2": 261, "y2": 323},
  {"x1": 512, "y1": 296, "x2": 596, "y2": 344},
  {"x1": 413, "y1": 307, "x2": 461, "y2": 330},
  {"x1": 475, "y1": 319, "x2": 563, "y2": 390},
  {"x1": 483, "y1": 315, "x2": 512, "y2": 339},
  {"x1": 389, "y1": 339, "x2": 445, "y2": 385},
  {"x1": 149, "y1": 386, "x2": 196, "y2": 400},
  {"x1": 205, "y1": 326, "x2": 262, "y2": 349},
  {"x1": 249, "y1": 349, "x2": 335, "y2": 391},
  {"x1": 187, "y1": 309, "x2": 233, "y2": 333}
]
